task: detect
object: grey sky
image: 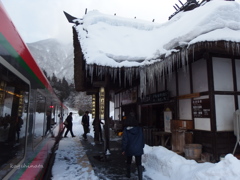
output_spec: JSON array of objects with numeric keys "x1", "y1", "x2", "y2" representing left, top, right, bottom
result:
[
  {"x1": 3, "y1": 0, "x2": 239, "y2": 44},
  {"x1": 1, "y1": 0, "x2": 179, "y2": 43}
]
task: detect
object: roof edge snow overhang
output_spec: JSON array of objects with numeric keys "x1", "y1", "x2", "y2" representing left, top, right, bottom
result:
[{"x1": 73, "y1": 24, "x2": 240, "y2": 93}]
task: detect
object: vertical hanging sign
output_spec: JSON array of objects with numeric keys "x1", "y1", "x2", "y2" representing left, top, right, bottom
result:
[
  {"x1": 92, "y1": 94, "x2": 96, "y2": 119},
  {"x1": 164, "y1": 108, "x2": 172, "y2": 132},
  {"x1": 99, "y1": 87, "x2": 105, "y2": 119},
  {"x1": 18, "y1": 91, "x2": 24, "y2": 116}
]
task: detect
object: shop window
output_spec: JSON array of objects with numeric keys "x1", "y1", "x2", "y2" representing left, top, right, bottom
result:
[{"x1": 114, "y1": 108, "x2": 120, "y2": 121}]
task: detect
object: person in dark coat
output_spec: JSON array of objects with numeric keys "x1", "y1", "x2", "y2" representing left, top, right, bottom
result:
[
  {"x1": 81, "y1": 111, "x2": 89, "y2": 140},
  {"x1": 92, "y1": 118, "x2": 103, "y2": 142},
  {"x1": 45, "y1": 111, "x2": 54, "y2": 137},
  {"x1": 64, "y1": 112, "x2": 75, "y2": 137},
  {"x1": 16, "y1": 115, "x2": 23, "y2": 142},
  {"x1": 122, "y1": 111, "x2": 144, "y2": 180}
]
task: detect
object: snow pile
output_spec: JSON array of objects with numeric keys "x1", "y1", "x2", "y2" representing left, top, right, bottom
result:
[
  {"x1": 75, "y1": 0, "x2": 240, "y2": 68},
  {"x1": 143, "y1": 145, "x2": 240, "y2": 180}
]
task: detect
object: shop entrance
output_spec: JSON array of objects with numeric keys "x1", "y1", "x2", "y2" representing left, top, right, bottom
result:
[{"x1": 141, "y1": 104, "x2": 165, "y2": 129}]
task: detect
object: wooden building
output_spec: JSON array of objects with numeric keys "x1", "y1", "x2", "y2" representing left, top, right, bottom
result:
[{"x1": 67, "y1": 0, "x2": 240, "y2": 161}]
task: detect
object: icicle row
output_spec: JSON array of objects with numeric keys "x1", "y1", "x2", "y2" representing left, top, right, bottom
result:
[{"x1": 84, "y1": 41, "x2": 240, "y2": 95}]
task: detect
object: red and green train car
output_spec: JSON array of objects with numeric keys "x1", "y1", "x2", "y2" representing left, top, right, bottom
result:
[{"x1": 0, "y1": 2, "x2": 68, "y2": 179}]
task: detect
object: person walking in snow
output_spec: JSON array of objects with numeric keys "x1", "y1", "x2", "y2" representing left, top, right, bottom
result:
[
  {"x1": 122, "y1": 111, "x2": 144, "y2": 180},
  {"x1": 81, "y1": 111, "x2": 90, "y2": 140},
  {"x1": 64, "y1": 112, "x2": 75, "y2": 137}
]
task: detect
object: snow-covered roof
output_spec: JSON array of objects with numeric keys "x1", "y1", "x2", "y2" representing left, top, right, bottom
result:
[{"x1": 74, "y1": 0, "x2": 240, "y2": 68}]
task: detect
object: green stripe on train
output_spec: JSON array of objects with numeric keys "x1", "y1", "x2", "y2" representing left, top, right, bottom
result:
[{"x1": 0, "y1": 33, "x2": 45, "y2": 88}]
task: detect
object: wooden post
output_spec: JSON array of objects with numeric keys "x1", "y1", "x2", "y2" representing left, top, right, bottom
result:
[
  {"x1": 104, "y1": 76, "x2": 110, "y2": 154},
  {"x1": 94, "y1": 92, "x2": 100, "y2": 142}
]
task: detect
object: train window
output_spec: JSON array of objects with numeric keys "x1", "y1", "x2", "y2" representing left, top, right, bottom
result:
[
  {"x1": 33, "y1": 92, "x2": 46, "y2": 147},
  {"x1": 0, "y1": 62, "x2": 29, "y2": 178}
]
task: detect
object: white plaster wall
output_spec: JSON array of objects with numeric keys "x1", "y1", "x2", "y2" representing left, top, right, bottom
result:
[
  {"x1": 179, "y1": 99, "x2": 192, "y2": 120},
  {"x1": 213, "y1": 57, "x2": 233, "y2": 91},
  {"x1": 215, "y1": 95, "x2": 235, "y2": 131},
  {"x1": 194, "y1": 118, "x2": 211, "y2": 131}
]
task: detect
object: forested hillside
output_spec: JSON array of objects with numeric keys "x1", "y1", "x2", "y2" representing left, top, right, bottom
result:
[{"x1": 28, "y1": 39, "x2": 92, "y2": 112}]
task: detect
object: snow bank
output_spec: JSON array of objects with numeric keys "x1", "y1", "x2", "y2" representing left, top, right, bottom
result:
[{"x1": 143, "y1": 145, "x2": 240, "y2": 180}]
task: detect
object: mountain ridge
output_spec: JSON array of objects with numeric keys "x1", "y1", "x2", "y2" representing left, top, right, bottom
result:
[{"x1": 27, "y1": 38, "x2": 74, "y2": 83}]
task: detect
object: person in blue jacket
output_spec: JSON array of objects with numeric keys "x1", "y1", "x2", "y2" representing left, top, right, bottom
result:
[{"x1": 122, "y1": 111, "x2": 144, "y2": 180}]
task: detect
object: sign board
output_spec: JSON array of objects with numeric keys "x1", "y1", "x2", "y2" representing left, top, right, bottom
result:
[
  {"x1": 121, "y1": 88, "x2": 137, "y2": 105},
  {"x1": 192, "y1": 99, "x2": 210, "y2": 118},
  {"x1": 92, "y1": 94, "x2": 96, "y2": 119},
  {"x1": 142, "y1": 91, "x2": 169, "y2": 104},
  {"x1": 164, "y1": 110, "x2": 172, "y2": 132},
  {"x1": 99, "y1": 87, "x2": 105, "y2": 119}
]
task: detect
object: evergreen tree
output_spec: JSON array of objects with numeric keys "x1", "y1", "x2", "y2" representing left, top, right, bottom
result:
[
  {"x1": 45, "y1": 73, "x2": 92, "y2": 111},
  {"x1": 43, "y1": 70, "x2": 48, "y2": 79},
  {"x1": 51, "y1": 73, "x2": 57, "y2": 86}
]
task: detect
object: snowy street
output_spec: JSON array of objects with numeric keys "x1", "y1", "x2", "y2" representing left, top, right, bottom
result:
[
  {"x1": 51, "y1": 113, "x2": 240, "y2": 180},
  {"x1": 51, "y1": 113, "x2": 142, "y2": 180}
]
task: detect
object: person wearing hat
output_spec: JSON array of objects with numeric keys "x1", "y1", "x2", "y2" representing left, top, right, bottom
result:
[
  {"x1": 81, "y1": 111, "x2": 90, "y2": 140},
  {"x1": 64, "y1": 112, "x2": 75, "y2": 137}
]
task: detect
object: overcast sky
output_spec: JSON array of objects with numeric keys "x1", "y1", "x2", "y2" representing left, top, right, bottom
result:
[
  {"x1": 1, "y1": 0, "x2": 181, "y2": 43},
  {"x1": 2, "y1": 0, "x2": 240, "y2": 44}
]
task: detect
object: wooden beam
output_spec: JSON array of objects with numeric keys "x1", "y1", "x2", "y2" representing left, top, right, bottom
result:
[
  {"x1": 86, "y1": 88, "x2": 99, "y2": 95},
  {"x1": 93, "y1": 81, "x2": 106, "y2": 87},
  {"x1": 178, "y1": 92, "x2": 200, "y2": 99}
]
